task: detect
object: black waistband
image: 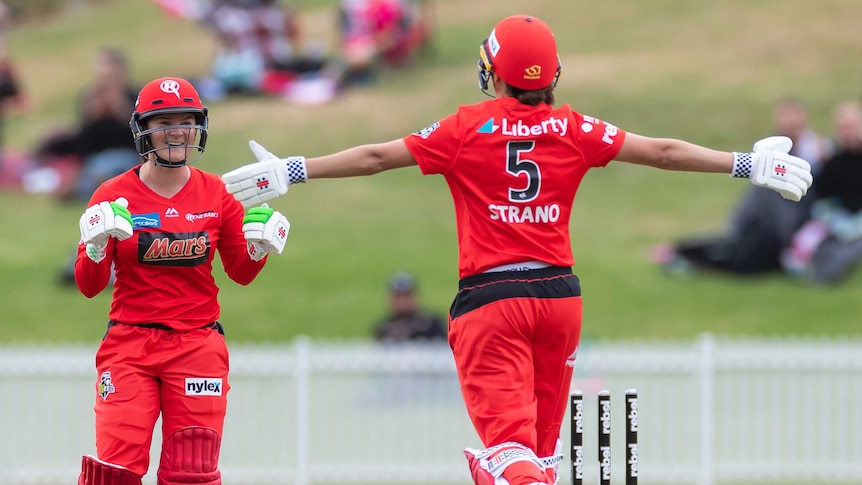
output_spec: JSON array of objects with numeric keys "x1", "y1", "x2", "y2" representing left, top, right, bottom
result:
[
  {"x1": 458, "y1": 265, "x2": 574, "y2": 290},
  {"x1": 451, "y1": 266, "x2": 580, "y2": 320},
  {"x1": 107, "y1": 320, "x2": 224, "y2": 335}
]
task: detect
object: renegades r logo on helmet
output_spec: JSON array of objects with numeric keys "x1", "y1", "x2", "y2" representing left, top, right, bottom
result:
[{"x1": 160, "y1": 80, "x2": 182, "y2": 99}]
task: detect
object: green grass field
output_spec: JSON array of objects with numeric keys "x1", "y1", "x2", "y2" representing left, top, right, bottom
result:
[{"x1": 1, "y1": 0, "x2": 860, "y2": 343}]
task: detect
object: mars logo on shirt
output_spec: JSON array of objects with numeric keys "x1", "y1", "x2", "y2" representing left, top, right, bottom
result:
[{"x1": 138, "y1": 231, "x2": 210, "y2": 266}]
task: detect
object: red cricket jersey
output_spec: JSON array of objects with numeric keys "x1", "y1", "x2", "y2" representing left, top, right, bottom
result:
[
  {"x1": 75, "y1": 166, "x2": 265, "y2": 331},
  {"x1": 403, "y1": 97, "x2": 626, "y2": 278}
]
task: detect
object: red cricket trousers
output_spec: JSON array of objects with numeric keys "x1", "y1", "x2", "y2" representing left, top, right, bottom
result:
[
  {"x1": 449, "y1": 267, "x2": 582, "y2": 461},
  {"x1": 92, "y1": 323, "x2": 231, "y2": 477}
]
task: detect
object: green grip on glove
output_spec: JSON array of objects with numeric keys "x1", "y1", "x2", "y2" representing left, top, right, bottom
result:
[
  {"x1": 109, "y1": 200, "x2": 133, "y2": 226},
  {"x1": 244, "y1": 206, "x2": 274, "y2": 225}
]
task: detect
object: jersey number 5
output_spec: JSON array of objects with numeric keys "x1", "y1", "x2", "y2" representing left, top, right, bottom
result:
[{"x1": 506, "y1": 141, "x2": 540, "y2": 203}]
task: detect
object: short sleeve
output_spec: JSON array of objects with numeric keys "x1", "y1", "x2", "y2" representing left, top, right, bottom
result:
[
  {"x1": 573, "y1": 112, "x2": 627, "y2": 168},
  {"x1": 402, "y1": 112, "x2": 462, "y2": 176}
]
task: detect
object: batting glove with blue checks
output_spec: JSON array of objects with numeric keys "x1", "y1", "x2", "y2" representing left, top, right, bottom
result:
[
  {"x1": 222, "y1": 140, "x2": 307, "y2": 208},
  {"x1": 731, "y1": 136, "x2": 813, "y2": 202}
]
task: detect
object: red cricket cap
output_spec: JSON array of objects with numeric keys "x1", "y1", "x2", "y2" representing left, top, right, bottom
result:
[{"x1": 484, "y1": 15, "x2": 560, "y2": 90}]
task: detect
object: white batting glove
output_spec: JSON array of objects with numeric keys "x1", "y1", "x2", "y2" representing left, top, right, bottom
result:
[
  {"x1": 222, "y1": 140, "x2": 307, "y2": 208},
  {"x1": 731, "y1": 136, "x2": 813, "y2": 202},
  {"x1": 243, "y1": 203, "x2": 290, "y2": 261},
  {"x1": 78, "y1": 197, "x2": 134, "y2": 263}
]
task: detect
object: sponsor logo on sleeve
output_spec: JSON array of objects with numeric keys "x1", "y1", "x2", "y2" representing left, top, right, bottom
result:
[
  {"x1": 413, "y1": 121, "x2": 441, "y2": 139},
  {"x1": 581, "y1": 115, "x2": 619, "y2": 144}
]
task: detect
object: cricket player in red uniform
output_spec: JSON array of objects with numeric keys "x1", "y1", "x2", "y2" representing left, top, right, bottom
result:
[
  {"x1": 221, "y1": 15, "x2": 813, "y2": 485},
  {"x1": 74, "y1": 77, "x2": 289, "y2": 485}
]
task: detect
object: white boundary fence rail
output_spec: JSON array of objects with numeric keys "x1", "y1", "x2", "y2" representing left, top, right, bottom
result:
[{"x1": 1, "y1": 334, "x2": 861, "y2": 485}]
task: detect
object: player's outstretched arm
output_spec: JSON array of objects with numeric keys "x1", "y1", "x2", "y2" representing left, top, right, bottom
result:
[
  {"x1": 305, "y1": 139, "x2": 417, "y2": 178},
  {"x1": 222, "y1": 139, "x2": 417, "y2": 208},
  {"x1": 615, "y1": 133, "x2": 813, "y2": 202}
]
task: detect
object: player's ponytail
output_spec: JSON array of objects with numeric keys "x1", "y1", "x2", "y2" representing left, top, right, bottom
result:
[{"x1": 506, "y1": 83, "x2": 555, "y2": 107}]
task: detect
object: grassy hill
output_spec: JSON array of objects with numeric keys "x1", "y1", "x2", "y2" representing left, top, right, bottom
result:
[{"x1": 1, "y1": 0, "x2": 860, "y2": 343}]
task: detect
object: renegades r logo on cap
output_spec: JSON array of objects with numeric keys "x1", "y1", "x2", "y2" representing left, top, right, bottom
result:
[{"x1": 524, "y1": 65, "x2": 542, "y2": 80}]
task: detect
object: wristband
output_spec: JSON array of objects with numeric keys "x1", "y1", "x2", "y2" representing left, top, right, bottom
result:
[
  {"x1": 285, "y1": 156, "x2": 307, "y2": 184},
  {"x1": 731, "y1": 152, "x2": 753, "y2": 178}
]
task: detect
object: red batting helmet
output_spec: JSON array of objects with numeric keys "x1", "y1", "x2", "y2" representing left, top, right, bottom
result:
[
  {"x1": 129, "y1": 77, "x2": 208, "y2": 166},
  {"x1": 478, "y1": 15, "x2": 561, "y2": 94}
]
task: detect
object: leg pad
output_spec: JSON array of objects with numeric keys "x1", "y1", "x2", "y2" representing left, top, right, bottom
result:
[
  {"x1": 157, "y1": 426, "x2": 222, "y2": 485},
  {"x1": 78, "y1": 455, "x2": 142, "y2": 485}
]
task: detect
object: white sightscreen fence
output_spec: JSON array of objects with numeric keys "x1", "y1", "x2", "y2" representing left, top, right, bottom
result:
[{"x1": 1, "y1": 335, "x2": 860, "y2": 485}]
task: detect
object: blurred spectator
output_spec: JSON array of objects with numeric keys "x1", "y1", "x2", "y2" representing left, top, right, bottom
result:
[
  {"x1": 373, "y1": 271, "x2": 447, "y2": 343},
  {"x1": 148, "y1": 0, "x2": 209, "y2": 20},
  {"x1": 0, "y1": 1, "x2": 21, "y2": 140},
  {"x1": 0, "y1": 52, "x2": 22, "y2": 151},
  {"x1": 0, "y1": 0, "x2": 30, "y2": 188},
  {"x1": 772, "y1": 97, "x2": 833, "y2": 175},
  {"x1": 49, "y1": 48, "x2": 139, "y2": 287},
  {"x1": 195, "y1": 0, "x2": 330, "y2": 100},
  {"x1": 30, "y1": 47, "x2": 139, "y2": 202},
  {"x1": 657, "y1": 97, "x2": 832, "y2": 276},
  {"x1": 781, "y1": 101, "x2": 862, "y2": 284},
  {"x1": 337, "y1": 0, "x2": 433, "y2": 86}
]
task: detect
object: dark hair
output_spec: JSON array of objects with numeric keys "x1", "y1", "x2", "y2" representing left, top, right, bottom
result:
[
  {"x1": 388, "y1": 271, "x2": 416, "y2": 293},
  {"x1": 506, "y1": 83, "x2": 555, "y2": 106}
]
